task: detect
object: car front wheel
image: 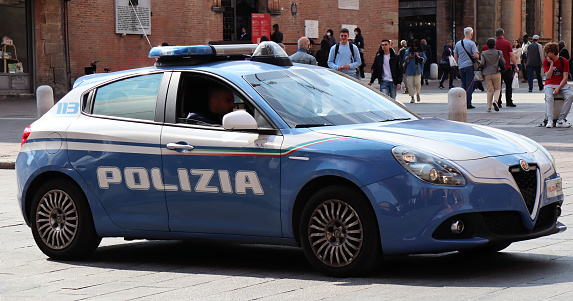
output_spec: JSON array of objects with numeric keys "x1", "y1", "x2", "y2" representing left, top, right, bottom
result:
[
  {"x1": 299, "y1": 185, "x2": 381, "y2": 277},
  {"x1": 30, "y1": 178, "x2": 101, "y2": 260}
]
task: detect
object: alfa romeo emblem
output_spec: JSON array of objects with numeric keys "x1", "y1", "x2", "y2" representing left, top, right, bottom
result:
[{"x1": 519, "y1": 159, "x2": 530, "y2": 172}]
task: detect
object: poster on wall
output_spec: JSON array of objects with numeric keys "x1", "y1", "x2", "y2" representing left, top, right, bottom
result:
[
  {"x1": 251, "y1": 13, "x2": 271, "y2": 43},
  {"x1": 338, "y1": 0, "x2": 359, "y2": 10},
  {"x1": 305, "y1": 20, "x2": 319, "y2": 39},
  {"x1": 115, "y1": 0, "x2": 152, "y2": 35}
]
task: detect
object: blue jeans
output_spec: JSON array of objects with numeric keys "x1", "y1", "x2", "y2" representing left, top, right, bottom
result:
[
  {"x1": 459, "y1": 66, "x2": 475, "y2": 106},
  {"x1": 380, "y1": 80, "x2": 397, "y2": 99},
  {"x1": 528, "y1": 66, "x2": 544, "y2": 91}
]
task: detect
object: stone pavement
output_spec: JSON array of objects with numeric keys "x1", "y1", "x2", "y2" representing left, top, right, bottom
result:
[{"x1": 0, "y1": 77, "x2": 570, "y2": 170}]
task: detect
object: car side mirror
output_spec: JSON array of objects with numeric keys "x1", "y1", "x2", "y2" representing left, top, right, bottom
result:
[{"x1": 222, "y1": 110, "x2": 258, "y2": 130}]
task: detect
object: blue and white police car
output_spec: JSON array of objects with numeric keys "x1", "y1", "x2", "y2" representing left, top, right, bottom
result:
[{"x1": 17, "y1": 42, "x2": 565, "y2": 276}]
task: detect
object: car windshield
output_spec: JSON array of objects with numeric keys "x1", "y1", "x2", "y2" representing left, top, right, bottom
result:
[{"x1": 244, "y1": 69, "x2": 416, "y2": 128}]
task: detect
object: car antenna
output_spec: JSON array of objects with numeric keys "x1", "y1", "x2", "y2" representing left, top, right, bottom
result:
[{"x1": 129, "y1": 1, "x2": 152, "y2": 49}]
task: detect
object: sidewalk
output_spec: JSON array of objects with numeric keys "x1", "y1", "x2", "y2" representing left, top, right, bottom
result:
[{"x1": 0, "y1": 76, "x2": 568, "y2": 169}]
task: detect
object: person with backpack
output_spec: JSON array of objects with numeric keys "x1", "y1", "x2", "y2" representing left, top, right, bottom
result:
[
  {"x1": 327, "y1": 28, "x2": 362, "y2": 80},
  {"x1": 543, "y1": 42, "x2": 573, "y2": 128}
]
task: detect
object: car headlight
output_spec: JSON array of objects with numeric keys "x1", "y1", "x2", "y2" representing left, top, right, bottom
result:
[{"x1": 392, "y1": 146, "x2": 466, "y2": 186}]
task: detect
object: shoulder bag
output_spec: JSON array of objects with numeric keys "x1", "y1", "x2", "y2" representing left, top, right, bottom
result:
[
  {"x1": 498, "y1": 51, "x2": 506, "y2": 73},
  {"x1": 461, "y1": 39, "x2": 480, "y2": 69}
]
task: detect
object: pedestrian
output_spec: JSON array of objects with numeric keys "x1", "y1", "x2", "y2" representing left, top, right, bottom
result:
[
  {"x1": 479, "y1": 38, "x2": 505, "y2": 112},
  {"x1": 289, "y1": 37, "x2": 318, "y2": 65},
  {"x1": 368, "y1": 39, "x2": 403, "y2": 99},
  {"x1": 327, "y1": 28, "x2": 362, "y2": 80},
  {"x1": 399, "y1": 40, "x2": 410, "y2": 94},
  {"x1": 543, "y1": 42, "x2": 573, "y2": 128},
  {"x1": 521, "y1": 34, "x2": 530, "y2": 82},
  {"x1": 526, "y1": 35, "x2": 544, "y2": 92},
  {"x1": 513, "y1": 39, "x2": 523, "y2": 81},
  {"x1": 353, "y1": 28, "x2": 366, "y2": 78},
  {"x1": 493, "y1": 28, "x2": 519, "y2": 107},
  {"x1": 316, "y1": 38, "x2": 330, "y2": 67},
  {"x1": 439, "y1": 39, "x2": 455, "y2": 89},
  {"x1": 558, "y1": 40, "x2": 570, "y2": 60},
  {"x1": 403, "y1": 39, "x2": 426, "y2": 103},
  {"x1": 421, "y1": 39, "x2": 433, "y2": 85},
  {"x1": 454, "y1": 27, "x2": 480, "y2": 109},
  {"x1": 324, "y1": 29, "x2": 336, "y2": 47},
  {"x1": 239, "y1": 27, "x2": 249, "y2": 40},
  {"x1": 271, "y1": 24, "x2": 283, "y2": 43},
  {"x1": 308, "y1": 39, "x2": 316, "y2": 57}
]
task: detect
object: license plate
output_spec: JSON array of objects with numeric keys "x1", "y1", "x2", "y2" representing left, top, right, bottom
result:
[{"x1": 546, "y1": 178, "x2": 563, "y2": 198}]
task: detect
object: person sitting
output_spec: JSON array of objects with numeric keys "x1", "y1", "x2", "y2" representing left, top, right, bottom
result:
[{"x1": 186, "y1": 85, "x2": 235, "y2": 125}]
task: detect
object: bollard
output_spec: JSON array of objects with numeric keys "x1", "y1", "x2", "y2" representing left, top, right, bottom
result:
[
  {"x1": 430, "y1": 63, "x2": 439, "y2": 79},
  {"x1": 448, "y1": 87, "x2": 467, "y2": 122},
  {"x1": 36, "y1": 85, "x2": 54, "y2": 118}
]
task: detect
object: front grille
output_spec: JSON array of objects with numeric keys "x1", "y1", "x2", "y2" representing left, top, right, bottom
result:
[
  {"x1": 482, "y1": 211, "x2": 523, "y2": 235},
  {"x1": 510, "y1": 165, "x2": 538, "y2": 214}
]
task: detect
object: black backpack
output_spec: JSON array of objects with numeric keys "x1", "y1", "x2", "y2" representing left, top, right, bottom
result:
[{"x1": 334, "y1": 42, "x2": 356, "y2": 62}]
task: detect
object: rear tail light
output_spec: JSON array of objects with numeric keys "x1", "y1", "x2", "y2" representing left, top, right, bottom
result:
[{"x1": 21, "y1": 126, "x2": 31, "y2": 146}]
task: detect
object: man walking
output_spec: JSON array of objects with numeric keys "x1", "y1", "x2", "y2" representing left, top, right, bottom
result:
[
  {"x1": 328, "y1": 28, "x2": 362, "y2": 80},
  {"x1": 543, "y1": 42, "x2": 573, "y2": 128},
  {"x1": 495, "y1": 28, "x2": 519, "y2": 107},
  {"x1": 368, "y1": 39, "x2": 402, "y2": 99},
  {"x1": 289, "y1": 37, "x2": 318, "y2": 65},
  {"x1": 421, "y1": 39, "x2": 433, "y2": 85},
  {"x1": 399, "y1": 40, "x2": 409, "y2": 94},
  {"x1": 454, "y1": 27, "x2": 480, "y2": 109},
  {"x1": 526, "y1": 35, "x2": 544, "y2": 92}
]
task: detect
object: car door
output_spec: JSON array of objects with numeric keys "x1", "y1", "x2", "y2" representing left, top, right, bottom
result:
[
  {"x1": 160, "y1": 72, "x2": 283, "y2": 236},
  {"x1": 68, "y1": 72, "x2": 171, "y2": 231}
]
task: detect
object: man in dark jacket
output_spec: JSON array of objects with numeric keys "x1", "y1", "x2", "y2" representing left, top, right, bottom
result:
[
  {"x1": 526, "y1": 35, "x2": 544, "y2": 92},
  {"x1": 368, "y1": 39, "x2": 403, "y2": 99},
  {"x1": 421, "y1": 39, "x2": 433, "y2": 85}
]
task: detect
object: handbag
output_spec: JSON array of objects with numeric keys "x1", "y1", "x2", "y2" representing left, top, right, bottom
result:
[
  {"x1": 448, "y1": 55, "x2": 457, "y2": 67},
  {"x1": 498, "y1": 51, "x2": 506, "y2": 73},
  {"x1": 439, "y1": 59, "x2": 449, "y2": 66},
  {"x1": 512, "y1": 72, "x2": 519, "y2": 90},
  {"x1": 474, "y1": 70, "x2": 484, "y2": 81}
]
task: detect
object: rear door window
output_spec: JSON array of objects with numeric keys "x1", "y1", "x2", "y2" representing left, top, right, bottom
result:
[{"x1": 92, "y1": 73, "x2": 163, "y2": 121}]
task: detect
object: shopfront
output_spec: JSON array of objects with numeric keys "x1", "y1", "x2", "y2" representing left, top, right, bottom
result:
[{"x1": 0, "y1": 0, "x2": 33, "y2": 95}]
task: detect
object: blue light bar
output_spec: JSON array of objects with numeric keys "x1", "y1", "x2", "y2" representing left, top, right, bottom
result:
[{"x1": 148, "y1": 45, "x2": 214, "y2": 58}]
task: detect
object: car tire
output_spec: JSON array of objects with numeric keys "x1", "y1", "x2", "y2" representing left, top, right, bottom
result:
[
  {"x1": 30, "y1": 178, "x2": 101, "y2": 260},
  {"x1": 299, "y1": 185, "x2": 381, "y2": 277}
]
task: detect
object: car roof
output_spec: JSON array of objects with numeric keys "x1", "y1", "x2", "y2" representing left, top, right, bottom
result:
[{"x1": 73, "y1": 60, "x2": 323, "y2": 90}]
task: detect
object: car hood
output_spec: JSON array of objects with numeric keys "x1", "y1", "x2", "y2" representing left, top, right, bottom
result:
[{"x1": 312, "y1": 118, "x2": 536, "y2": 161}]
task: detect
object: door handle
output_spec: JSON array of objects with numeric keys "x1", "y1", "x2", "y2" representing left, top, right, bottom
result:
[{"x1": 166, "y1": 142, "x2": 194, "y2": 151}]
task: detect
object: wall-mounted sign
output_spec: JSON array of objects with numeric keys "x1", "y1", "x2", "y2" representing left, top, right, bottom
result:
[
  {"x1": 338, "y1": 0, "x2": 359, "y2": 10},
  {"x1": 342, "y1": 24, "x2": 357, "y2": 40},
  {"x1": 305, "y1": 20, "x2": 319, "y2": 39},
  {"x1": 251, "y1": 13, "x2": 271, "y2": 43},
  {"x1": 115, "y1": 0, "x2": 151, "y2": 35}
]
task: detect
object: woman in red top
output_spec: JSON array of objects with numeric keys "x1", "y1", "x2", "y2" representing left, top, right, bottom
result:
[{"x1": 543, "y1": 42, "x2": 573, "y2": 128}]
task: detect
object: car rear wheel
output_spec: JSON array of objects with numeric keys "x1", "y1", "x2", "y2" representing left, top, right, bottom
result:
[
  {"x1": 30, "y1": 179, "x2": 101, "y2": 260},
  {"x1": 299, "y1": 185, "x2": 381, "y2": 277}
]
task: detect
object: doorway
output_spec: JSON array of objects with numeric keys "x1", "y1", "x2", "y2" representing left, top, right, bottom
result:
[{"x1": 222, "y1": 0, "x2": 258, "y2": 41}]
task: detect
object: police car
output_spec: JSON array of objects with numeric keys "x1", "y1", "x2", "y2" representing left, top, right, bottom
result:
[{"x1": 16, "y1": 42, "x2": 565, "y2": 276}]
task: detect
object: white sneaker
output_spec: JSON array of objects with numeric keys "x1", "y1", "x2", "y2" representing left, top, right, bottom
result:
[
  {"x1": 556, "y1": 119, "x2": 572, "y2": 128},
  {"x1": 546, "y1": 120, "x2": 554, "y2": 128},
  {"x1": 410, "y1": 97, "x2": 415, "y2": 103}
]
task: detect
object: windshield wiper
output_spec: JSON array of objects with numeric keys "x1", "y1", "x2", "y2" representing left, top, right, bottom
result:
[
  {"x1": 294, "y1": 123, "x2": 333, "y2": 128},
  {"x1": 379, "y1": 118, "x2": 411, "y2": 122}
]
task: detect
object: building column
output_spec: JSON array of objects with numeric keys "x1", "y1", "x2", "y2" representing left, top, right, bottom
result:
[
  {"x1": 500, "y1": 0, "x2": 515, "y2": 39},
  {"x1": 563, "y1": 0, "x2": 572, "y2": 52}
]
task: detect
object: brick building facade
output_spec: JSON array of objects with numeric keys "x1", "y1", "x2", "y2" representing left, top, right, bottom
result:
[{"x1": 1, "y1": 0, "x2": 571, "y2": 98}]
